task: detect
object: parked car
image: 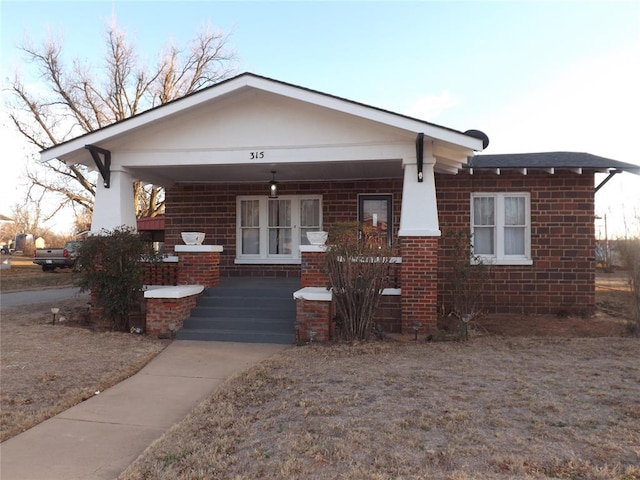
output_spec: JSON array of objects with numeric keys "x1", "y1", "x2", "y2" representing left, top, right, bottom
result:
[{"x1": 33, "y1": 241, "x2": 82, "y2": 272}]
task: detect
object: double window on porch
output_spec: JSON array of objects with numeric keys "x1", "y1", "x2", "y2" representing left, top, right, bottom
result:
[{"x1": 237, "y1": 195, "x2": 321, "y2": 263}]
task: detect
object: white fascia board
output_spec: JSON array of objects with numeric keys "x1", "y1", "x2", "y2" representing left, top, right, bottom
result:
[
  {"x1": 260, "y1": 77, "x2": 483, "y2": 151},
  {"x1": 41, "y1": 74, "x2": 483, "y2": 163}
]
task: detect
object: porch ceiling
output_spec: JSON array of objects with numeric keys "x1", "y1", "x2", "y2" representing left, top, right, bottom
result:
[{"x1": 127, "y1": 159, "x2": 404, "y2": 186}]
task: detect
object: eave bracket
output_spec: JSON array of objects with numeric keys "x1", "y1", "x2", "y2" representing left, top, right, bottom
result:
[
  {"x1": 415, "y1": 133, "x2": 424, "y2": 183},
  {"x1": 595, "y1": 169, "x2": 620, "y2": 194},
  {"x1": 85, "y1": 144, "x2": 111, "y2": 188}
]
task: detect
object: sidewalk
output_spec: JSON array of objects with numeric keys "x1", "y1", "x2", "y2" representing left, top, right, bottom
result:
[{"x1": 0, "y1": 340, "x2": 288, "y2": 480}]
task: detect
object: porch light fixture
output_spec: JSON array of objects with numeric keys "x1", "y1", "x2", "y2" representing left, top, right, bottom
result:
[{"x1": 269, "y1": 171, "x2": 278, "y2": 198}]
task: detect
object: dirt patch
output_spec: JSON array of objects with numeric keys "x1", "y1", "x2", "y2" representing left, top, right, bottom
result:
[{"x1": 0, "y1": 295, "x2": 168, "y2": 442}]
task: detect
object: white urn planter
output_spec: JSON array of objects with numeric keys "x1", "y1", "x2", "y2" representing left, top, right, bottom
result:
[
  {"x1": 306, "y1": 231, "x2": 328, "y2": 245},
  {"x1": 181, "y1": 232, "x2": 206, "y2": 245}
]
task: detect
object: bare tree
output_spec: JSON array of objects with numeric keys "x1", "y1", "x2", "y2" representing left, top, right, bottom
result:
[{"x1": 7, "y1": 22, "x2": 236, "y2": 219}]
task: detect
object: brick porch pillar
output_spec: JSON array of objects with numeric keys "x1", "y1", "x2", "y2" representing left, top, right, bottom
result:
[
  {"x1": 300, "y1": 245, "x2": 329, "y2": 287},
  {"x1": 399, "y1": 237, "x2": 438, "y2": 334},
  {"x1": 175, "y1": 245, "x2": 223, "y2": 287}
]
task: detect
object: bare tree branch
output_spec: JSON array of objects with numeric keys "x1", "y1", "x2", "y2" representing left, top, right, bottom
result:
[{"x1": 7, "y1": 22, "x2": 236, "y2": 228}]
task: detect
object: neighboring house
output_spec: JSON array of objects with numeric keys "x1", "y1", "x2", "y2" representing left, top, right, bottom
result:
[{"x1": 40, "y1": 73, "x2": 639, "y2": 338}]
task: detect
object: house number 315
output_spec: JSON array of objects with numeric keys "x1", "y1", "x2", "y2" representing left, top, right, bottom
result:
[{"x1": 249, "y1": 151, "x2": 265, "y2": 159}]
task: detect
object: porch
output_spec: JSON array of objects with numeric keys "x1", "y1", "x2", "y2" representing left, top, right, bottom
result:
[{"x1": 142, "y1": 239, "x2": 430, "y2": 343}]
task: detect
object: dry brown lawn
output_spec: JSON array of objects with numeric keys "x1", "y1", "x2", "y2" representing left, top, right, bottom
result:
[
  {"x1": 2, "y1": 265, "x2": 638, "y2": 478},
  {"x1": 121, "y1": 274, "x2": 639, "y2": 480},
  {"x1": 121, "y1": 338, "x2": 639, "y2": 480},
  {"x1": 0, "y1": 295, "x2": 168, "y2": 441}
]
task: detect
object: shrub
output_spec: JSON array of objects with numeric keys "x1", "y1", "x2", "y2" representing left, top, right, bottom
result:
[
  {"x1": 75, "y1": 226, "x2": 156, "y2": 331},
  {"x1": 325, "y1": 222, "x2": 396, "y2": 341},
  {"x1": 442, "y1": 231, "x2": 492, "y2": 339},
  {"x1": 617, "y1": 238, "x2": 640, "y2": 335}
]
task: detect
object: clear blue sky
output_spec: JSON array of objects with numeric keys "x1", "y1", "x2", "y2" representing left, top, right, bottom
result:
[{"x1": 1, "y1": 0, "x2": 639, "y2": 235}]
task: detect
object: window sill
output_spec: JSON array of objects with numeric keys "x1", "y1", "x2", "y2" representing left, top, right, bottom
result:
[
  {"x1": 473, "y1": 257, "x2": 533, "y2": 266},
  {"x1": 235, "y1": 257, "x2": 302, "y2": 265}
]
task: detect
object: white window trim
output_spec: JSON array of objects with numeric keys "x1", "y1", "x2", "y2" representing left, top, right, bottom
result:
[
  {"x1": 236, "y1": 195, "x2": 322, "y2": 264},
  {"x1": 471, "y1": 192, "x2": 533, "y2": 266}
]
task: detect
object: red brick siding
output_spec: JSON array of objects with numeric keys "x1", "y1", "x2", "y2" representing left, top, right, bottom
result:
[
  {"x1": 374, "y1": 295, "x2": 402, "y2": 333},
  {"x1": 146, "y1": 296, "x2": 199, "y2": 336},
  {"x1": 295, "y1": 298, "x2": 333, "y2": 342},
  {"x1": 142, "y1": 262, "x2": 178, "y2": 286},
  {"x1": 301, "y1": 250, "x2": 330, "y2": 287},
  {"x1": 165, "y1": 179, "x2": 403, "y2": 278},
  {"x1": 400, "y1": 237, "x2": 439, "y2": 333},
  {"x1": 436, "y1": 170, "x2": 595, "y2": 316},
  {"x1": 177, "y1": 252, "x2": 220, "y2": 287}
]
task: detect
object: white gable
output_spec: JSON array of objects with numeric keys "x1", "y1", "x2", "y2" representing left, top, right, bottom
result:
[{"x1": 41, "y1": 73, "x2": 483, "y2": 185}]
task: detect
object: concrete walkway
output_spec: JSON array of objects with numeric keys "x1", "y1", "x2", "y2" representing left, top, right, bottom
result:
[{"x1": 0, "y1": 340, "x2": 288, "y2": 480}]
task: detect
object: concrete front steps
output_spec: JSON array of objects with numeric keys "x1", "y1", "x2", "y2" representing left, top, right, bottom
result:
[{"x1": 175, "y1": 277, "x2": 300, "y2": 344}]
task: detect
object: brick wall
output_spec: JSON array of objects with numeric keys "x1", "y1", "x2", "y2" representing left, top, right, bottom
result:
[
  {"x1": 436, "y1": 170, "x2": 596, "y2": 316},
  {"x1": 400, "y1": 237, "x2": 439, "y2": 333},
  {"x1": 146, "y1": 296, "x2": 199, "y2": 336},
  {"x1": 295, "y1": 298, "x2": 333, "y2": 342},
  {"x1": 374, "y1": 295, "x2": 402, "y2": 333},
  {"x1": 142, "y1": 262, "x2": 178, "y2": 286},
  {"x1": 165, "y1": 179, "x2": 403, "y2": 278},
  {"x1": 177, "y1": 251, "x2": 220, "y2": 287}
]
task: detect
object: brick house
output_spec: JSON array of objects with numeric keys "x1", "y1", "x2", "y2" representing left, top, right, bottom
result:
[{"x1": 41, "y1": 73, "x2": 639, "y2": 342}]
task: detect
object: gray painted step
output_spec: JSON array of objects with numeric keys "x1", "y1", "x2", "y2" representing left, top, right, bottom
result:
[
  {"x1": 175, "y1": 277, "x2": 299, "y2": 344},
  {"x1": 175, "y1": 329, "x2": 295, "y2": 344},
  {"x1": 182, "y1": 317, "x2": 293, "y2": 331}
]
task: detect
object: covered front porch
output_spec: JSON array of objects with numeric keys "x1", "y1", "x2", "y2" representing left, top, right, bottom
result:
[{"x1": 40, "y1": 73, "x2": 485, "y2": 341}]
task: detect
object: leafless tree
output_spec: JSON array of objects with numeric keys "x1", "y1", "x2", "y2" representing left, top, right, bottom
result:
[{"x1": 7, "y1": 22, "x2": 236, "y2": 219}]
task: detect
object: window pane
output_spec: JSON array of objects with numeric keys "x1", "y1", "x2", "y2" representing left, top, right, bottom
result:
[
  {"x1": 473, "y1": 227, "x2": 494, "y2": 254},
  {"x1": 361, "y1": 197, "x2": 391, "y2": 244},
  {"x1": 300, "y1": 199, "x2": 320, "y2": 227},
  {"x1": 505, "y1": 227, "x2": 525, "y2": 255},
  {"x1": 269, "y1": 200, "x2": 291, "y2": 227},
  {"x1": 242, "y1": 228, "x2": 259, "y2": 254},
  {"x1": 505, "y1": 197, "x2": 525, "y2": 226},
  {"x1": 269, "y1": 228, "x2": 292, "y2": 254},
  {"x1": 240, "y1": 200, "x2": 259, "y2": 227},
  {"x1": 473, "y1": 197, "x2": 495, "y2": 226}
]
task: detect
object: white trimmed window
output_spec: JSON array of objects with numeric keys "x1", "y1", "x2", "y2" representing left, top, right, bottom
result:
[
  {"x1": 471, "y1": 192, "x2": 532, "y2": 265},
  {"x1": 236, "y1": 195, "x2": 322, "y2": 264}
]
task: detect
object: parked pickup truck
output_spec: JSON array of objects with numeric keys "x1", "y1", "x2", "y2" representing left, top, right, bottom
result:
[{"x1": 33, "y1": 241, "x2": 82, "y2": 272}]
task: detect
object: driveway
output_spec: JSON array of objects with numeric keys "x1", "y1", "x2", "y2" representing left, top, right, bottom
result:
[{"x1": 0, "y1": 287, "x2": 86, "y2": 308}]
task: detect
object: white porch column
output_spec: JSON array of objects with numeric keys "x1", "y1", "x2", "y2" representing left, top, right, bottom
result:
[
  {"x1": 398, "y1": 148, "x2": 440, "y2": 237},
  {"x1": 91, "y1": 169, "x2": 137, "y2": 233}
]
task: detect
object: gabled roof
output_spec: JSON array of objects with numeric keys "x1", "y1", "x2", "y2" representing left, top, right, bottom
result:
[
  {"x1": 468, "y1": 152, "x2": 640, "y2": 173},
  {"x1": 41, "y1": 72, "x2": 483, "y2": 163}
]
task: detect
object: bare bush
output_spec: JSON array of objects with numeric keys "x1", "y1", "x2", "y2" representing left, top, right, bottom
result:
[
  {"x1": 325, "y1": 222, "x2": 396, "y2": 341},
  {"x1": 617, "y1": 237, "x2": 640, "y2": 335}
]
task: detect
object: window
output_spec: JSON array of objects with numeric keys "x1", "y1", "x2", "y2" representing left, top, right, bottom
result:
[
  {"x1": 471, "y1": 193, "x2": 531, "y2": 265},
  {"x1": 358, "y1": 194, "x2": 393, "y2": 245},
  {"x1": 237, "y1": 195, "x2": 322, "y2": 263}
]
